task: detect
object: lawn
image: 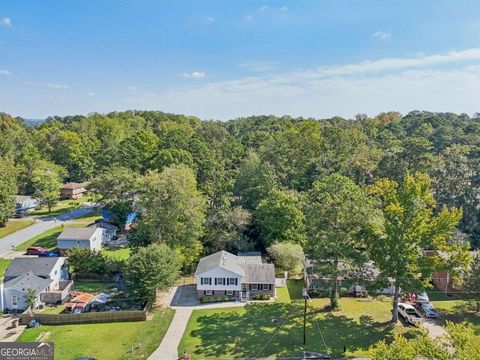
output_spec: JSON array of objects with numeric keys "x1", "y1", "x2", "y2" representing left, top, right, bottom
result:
[
  {"x1": 179, "y1": 297, "x2": 405, "y2": 358},
  {"x1": 15, "y1": 226, "x2": 64, "y2": 251},
  {"x1": 74, "y1": 280, "x2": 116, "y2": 294},
  {"x1": 29, "y1": 199, "x2": 82, "y2": 218},
  {"x1": 0, "y1": 258, "x2": 12, "y2": 281},
  {"x1": 17, "y1": 308, "x2": 175, "y2": 360},
  {"x1": 102, "y1": 247, "x2": 130, "y2": 260},
  {"x1": 0, "y1": 220, "x2": 35, "y2": 239},
  {"x1": 275, "y1": 287, "x2": 291, "y2": 303}
]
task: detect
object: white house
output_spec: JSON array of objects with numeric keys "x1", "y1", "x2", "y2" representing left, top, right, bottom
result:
[
  {"x1": 87, "y1": 220, "x2": 118, "y2": 243},
  {"x1": 0, "y1": 257, "x2": 72, "y2": 312},
  {"x1": 14, "y1": 195, "x2": 39, "y2": 216},
  {"x1": 195, "y1": 251, "x2": 275, "y2": 301},
  {"x1": 57, "y1": 227, "x2": 104, "y2": 253}
]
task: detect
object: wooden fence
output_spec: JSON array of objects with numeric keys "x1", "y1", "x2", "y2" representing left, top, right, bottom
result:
[{"x1": 20, "y1": 310, "x2": 146, "y2": 325}]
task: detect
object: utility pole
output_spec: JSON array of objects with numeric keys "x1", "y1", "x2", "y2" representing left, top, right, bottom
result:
[{"x1": 302, "y1": 287, "x2": 308, "y2": 345}]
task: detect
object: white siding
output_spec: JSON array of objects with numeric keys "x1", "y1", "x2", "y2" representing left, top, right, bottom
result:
[
  {"x1": 57, "y1": 228, "x2": 103, "y2": 251},
  {"x1": 196, "y1": 267, "x2": 242, "y2": 291}
]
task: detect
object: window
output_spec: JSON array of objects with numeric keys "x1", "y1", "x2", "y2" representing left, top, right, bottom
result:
[
  {"x1": 250, "y1": 284, "x2": 258, "y2": 291},
  {"x1": 262, "y1": 284, "x2": 270, "y2": 291},
  {"x1": 225, "y1": 290, "x2": 233, "y2": 296},
  {"x1": 12, "y1": 296, "x2": 18, "y2": 306},
  {"x1": 227, "y1": 278, "x2": 237, "y2": 286},
  {"x1": 201, "y1": 277, "x2": 211, "y2": 285},
  {"x1": 204, "y1": 290, "x2": 213, "y2": 296},
  {"x1": 215, "y1": 278, "x2": 225, "y2": 285}
]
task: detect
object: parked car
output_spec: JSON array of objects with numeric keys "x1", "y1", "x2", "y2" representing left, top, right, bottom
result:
[
  {"x1": 26, "y1": 246, "x2": 48, "y2": 255},
  {"x1": 418, "y1": 303, "x2": 439, "y2": 318},
  {"x1": 398, "y1": 302, "x2": 423, "y2": 325},
  {"x1": 416, "y1": 292, "x2": 430, "y2": 304}
]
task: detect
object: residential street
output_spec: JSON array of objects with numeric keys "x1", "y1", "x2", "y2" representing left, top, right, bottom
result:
[{"x1": 0, "y1": 205, "x2": 95, "y2": 258}]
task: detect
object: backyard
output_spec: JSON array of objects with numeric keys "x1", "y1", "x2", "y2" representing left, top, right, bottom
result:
[
  {"x1": 179, "y1": 285, "x2": 407, "y2": 358},
  {"x1": 17, "y1": 308, "x2": 175, "y2": 359},
  {"x1": 29, "y1": 197, "x2": 92, "y2": 218},
  {"x1": 0, "y1": 220, "x2": 34, "y2": 239}
]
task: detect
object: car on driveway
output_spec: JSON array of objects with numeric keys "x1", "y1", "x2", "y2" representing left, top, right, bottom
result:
[
  {"x1": 416, "y1": 292, "x2": 430, "y2": 304},
  {"x1": 26, "y1": 246, "x2": 48, "y2": 255},
  {"x1": 418, "y1": 303, "x2": 439, "y2": 318},
  {"x1": 398, "y1": 302, "x2": 423, "y2": 325}
]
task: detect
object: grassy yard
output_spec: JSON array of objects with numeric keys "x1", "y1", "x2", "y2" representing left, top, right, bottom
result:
[
  {"x1": 0, "y1": 220, "x2": 35, "y2": 239},
  {"x1": 30, "y1": 199, "x2": 82, "y2": 218},
  {"x1": 103, "y1": 247, "x2": 130, "y2": 260},
  {"x1": 17, "y1": 308, "x2": 175, "y2": 360},
  {"x1": 15, "y1": 226, "x2": 64, "y2": 251},
  {"x1": 74, "y1": 280, "x2": 116, "y2": 294},
  {"x1": 179, "y1": 294, "x2": 405, "y2": 358},
  {"x1": 0, "y1": 258, "x2": 12, "y2": 281}
]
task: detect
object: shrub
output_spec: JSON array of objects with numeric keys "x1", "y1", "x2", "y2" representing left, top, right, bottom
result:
[
  {"x1": 262, "y1": 294, "x2": 270, "y2": 300},
  {"x1": 224, "y1": 296, "x2": 231, "y2": 302},
  {"x1": 209, "y1": 297, "x2": 215, "y2": 302},
  {"x1": 217, "y1": 297, "x2": 223, "y2": 302},
  {"x1": 200, "y1": 297, "x2": 208, "y2": 303}
]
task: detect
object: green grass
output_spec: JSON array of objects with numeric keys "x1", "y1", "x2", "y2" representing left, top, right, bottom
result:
[
  {"x1": 74, "y1": 280, "x2": 116, "y2": 295},
  {"x1": 179, "y1": 297, "x2": 406, "y2": 358},
  {"x1": 275, "y1": 287, "x2": 291, "y2": 303},
  {"x1": 0, "y1": 220, "x2": 35, "y2": 239},
  {"x1": 40, "y1": 306, "x2": 66, "y2": 314},
  {"x1": 286, "y1": 279, "x2": 305, "y2": 300},
  {"x1": 15, "y1": 226, "x2": 63, "y2": 251},
  {"x1": 17, "y1": 308, "x2": 175, "y2": 360},
  {"x1": 102, "y1": 247, "x2": 130, "y2": 260},
  {"x1": 0, "y1": 258, "x2": 12, "y2": 281}
]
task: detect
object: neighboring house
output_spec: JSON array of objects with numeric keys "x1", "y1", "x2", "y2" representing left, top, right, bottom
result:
[
  {"x1": 195, "y1": 250, "x2": 275, "y2": 301},
  {"x1": 14, "y1": 195, "x2": 39, "y2": 216},
  {"x1": 0, "y1": 257, "x2": 72, "y2": 312},
  {"x1": 60, "y1": 182, "x2": 88, "y2": 199},
  {"x1": 87, "y1": 220, "x2": 118, "y2": 242},
  {"x1": 57, "y1": 227, "x2": 105, "y2": 254}
]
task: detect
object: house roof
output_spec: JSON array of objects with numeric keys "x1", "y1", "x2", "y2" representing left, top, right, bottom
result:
[
  {"x1": 4, "y1": 271, "x2": 53, "y2": 295},
  {"x1": 5, "y1": 257, "x2": 65, "y2": 281},
  {"x1": 61, "y1": 182, "x2": 88, "y2": 190},
  {"x1": 87, "y1": 221, "x2": 118, "y2": 231},
  {"x1": 15, "y1": 195, "x2": 35, "y2": 204},
  {"x1": 57, "y1": 227, "x2": 98, "y2": 241},
  {"x1": 239, "y1": 263, "x2": 275, "y2": 284},
  {"x1": 195, "y1": 251, "x2": 245, "y2": 276}
]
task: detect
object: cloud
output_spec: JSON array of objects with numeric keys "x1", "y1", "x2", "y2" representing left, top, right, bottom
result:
[
  {"x1": 244, "y1": 14, "x2": 253, "y2": 21},
  {"x1": 128, "y1": 85, "x2": 137, "y2": 91},
  {"x1": 0, "y1": 17, "x2": 11, "y2": 27},
  {"x1": 46, "y1": 83, "x2": 68, "y2": 89},
  {"x1": 280, "y1": 6, "x2": 288, "y2": 12},
  {"x1": 0, "y1": 69, "x2": 10, "y2": 75},
  {"x1": 237, "y1": 61, "x2": 278, "y2": 72},
  {"x1": 207, "y1": 17, "x2": 214, "y2": 23},
  {"x1": 372, "y1": 31, "x2": 391, "y2": 40},
  {"x1": 182, "y1": 71, "x2": 206, "y2": 78},
  {"x1": 87, "y1": 92, "x2": 95, "y2": 97},
  {"x1": 125, "y1": 48, "x2": 480, "y2": 120}
]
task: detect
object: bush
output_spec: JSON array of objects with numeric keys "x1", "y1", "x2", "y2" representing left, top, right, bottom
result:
[
  {"x1": 216, "y1": 297, "x2": 223, "y2": 302},
  {"x1": 209, "y1": 297, "x2": 215, "y2": 302},
  {"x1": 224, "y1": 296, "x2": 231, "y2": 302},
  {"x1": 200, "y1": 297, "x2": 208, "y2": 303},
  {"x1": 262, "y1": 294, "x2": 270, "y2": 300}
]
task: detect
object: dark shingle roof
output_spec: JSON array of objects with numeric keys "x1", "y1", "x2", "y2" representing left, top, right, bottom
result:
[
  {"x1": 239, "y1": 263, "x2": 275, "y2": 284},
  {"x1": 4, "y1": 271, "x2": 53, "y2": 295},
  {"x1": 4, "y1": 257, "x2": 64, "y2": 281}
]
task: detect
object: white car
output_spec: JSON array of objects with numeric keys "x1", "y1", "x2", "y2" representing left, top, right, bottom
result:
[{"x1": 398, "y1": 302, "x2": 423, "y2": 325}]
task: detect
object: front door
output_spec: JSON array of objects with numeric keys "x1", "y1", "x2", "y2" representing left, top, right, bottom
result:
[{"x1": 241, "y1": 284, "x2": 247, "y2": 301}]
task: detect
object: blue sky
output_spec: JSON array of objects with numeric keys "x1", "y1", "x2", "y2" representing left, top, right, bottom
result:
[{"x1": 1, "y1": 0, "x2": 480, "y2": 120}]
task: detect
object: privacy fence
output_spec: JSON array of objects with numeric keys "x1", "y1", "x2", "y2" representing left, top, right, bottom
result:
[{"x1": 20, "y1": 310, "x2": 146, "y2": 325}]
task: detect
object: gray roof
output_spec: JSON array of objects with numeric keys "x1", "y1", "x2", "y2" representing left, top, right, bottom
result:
[
  {"x1": 195, "y1": 251, "x2": 244, "y2": 276},
  {"x1": 15, "y1": 195, "x2": 34, "y2": 204},
  {"x1": 87, "y1": 221, "x2": 118, "y2": 231},
  {"x1": 4, "y1": 257, "x2": 65, "y2": 282},
  {"x1": 195, "y1": 250, "x2": 275, "y2": 283},
  {"x1": 57, "y1": 227, "x2": 98, "y2": 241},
  {"x1": 239, "y1": 263, "x2": 275, "y2": 284},
  {"x1": 61, "y1": 182, "x2": 88, "y2": 190},
  {"x1": 4, "y1": 271, "x2": 53, "y2": 295}
]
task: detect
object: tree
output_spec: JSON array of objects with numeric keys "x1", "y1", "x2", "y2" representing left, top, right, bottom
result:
[
  {"x1": 304, "y1": 173, "x2": 373, "y2": 310},
  {"x1": 370, "y1": 321, "x2": 480, "y2": 360},
  {"x1": 134, "y1": 165, "x2": 207, "y2": 270},
  {"x1": 25, "y1": 288, "x2": 37, "y2": 315},
  {"x1": 31, "y1": 161, "x2": 63, "y2": 213},
  {"x1": 66, "y1": 248, "x2": 108, "y2": 274},
  {"x1": 367, "y1": 172, "x2": 468, "y2": 323},
  {"x1": 125, "y1": 243, "x2": 180, "y2": 301},
  {"x1": 118, "y1": 130, "x2": 159, "y2": 173},
  {"x1": 0, "y1": 157, "x2": 17, "y2": 226},
  {"x1": 463, "y1": 252, "x2": 480, "y2": 313},
  {"x1": 234, "y1": 151, "x2": 277, "y2": 210},
  {"x1": 88, "y1": 167, "x2": 139, "y2": 227},
  {"x1": 267, "y1": 242, "x2": 304, "y2": 277},
  {"x1": 256, "y1": 189, "x2": 306, "y2": 247}
]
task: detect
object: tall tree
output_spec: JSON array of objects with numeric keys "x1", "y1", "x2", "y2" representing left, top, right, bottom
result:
[
  {"x1": 304, "y1": 173, "x2": 373, "y2": 310},
  {"x1": 367, "y1": 172, "x2": 468, "y2": 323},
  {"x1": 0, "y1": 157, "x2": 17, "y2": 226},
  {"x1": 267, "y1": 242, "x2": 304, "y2": 277},
  {"x1": 31, "y1": 161, "x2": 64, "y2": 213},
  {"x1": 256, "y1": 189, "x2": 306, "y2": 247},
  {"x1": 118, "y1": 130, "x2": 159, "y2": 173},
  {"x1": 463, "y1": 252, "x2": 480, "y2": 313}
]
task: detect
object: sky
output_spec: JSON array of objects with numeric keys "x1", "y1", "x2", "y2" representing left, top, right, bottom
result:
[{"x1": 0, "y1": 0, "x2": 480, "y2": 120}]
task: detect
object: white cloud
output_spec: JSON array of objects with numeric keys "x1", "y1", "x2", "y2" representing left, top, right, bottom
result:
[
  {"x1": 46, "y1": 83, "x2": 68, "y2": 89},
  {"x1": 207, "y1": 17, "x2": 214, "y2": 23},
  {"x1": 372, "y1": 31, "x2": 391, "y2": 40},
  {"x1": 125, "y1": 48, "x2": 480, "y2": 120},
  {"x1": 237, "y1": 61, "x2": 278, "y2": 72},
  {"x1": 128, "y1": 85, "x2": 137, "y2": 91},
  {"x1": 244, "y1": 14, "x2": 253, "y2": 21},
  {"x1": 182, "y1": 71, "x2": 206, "y2": 78},
  {"x1": 0, "y1": 17, "x2": 11, "y2": 27},
  {"x1": 87, "y1": 92, "x2": 95, "y2": 97},
  {"x1": 258, "y1": 6, "x2": 268, "y2": 12},
  {"x1": 0, "y1": 69, "x2": 10, "y2": 75},
  {"x1": 280, "y1": 6, "x2": 288, "y2": 12}
]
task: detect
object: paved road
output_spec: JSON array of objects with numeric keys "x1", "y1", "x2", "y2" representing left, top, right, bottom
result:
[{"x1": 0, "y1": 205, "x2": 95, "y2": 258}]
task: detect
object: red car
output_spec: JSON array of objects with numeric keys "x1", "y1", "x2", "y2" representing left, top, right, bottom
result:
[{"x1": 26, "y1": 246, "x2": 48, "y2": 255}]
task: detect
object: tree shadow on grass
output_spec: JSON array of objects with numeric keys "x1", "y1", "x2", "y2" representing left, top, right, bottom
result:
[{"x1": 187, "y1": 302, "x2": 397, "y2": 358}]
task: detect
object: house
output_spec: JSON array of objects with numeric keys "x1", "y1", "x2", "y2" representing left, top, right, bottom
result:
[
  {"x1": 87, "y1": 220, "x2": 118, "y2": 242},
  {"x1": 0, "y1": 257, "x2": 72, "y2": 312},
  {"x1": 60, "y1": 182, "x2": 88, "y2": 199},
  {"x1": 195, "y1": 250, "x2": 275, "y2": 301},
  {"x1": 57, "y1": 227, "x2": 104, "y2": 254},
  {"x1": 14, "y1": 195, "x2": 39, "y2": 217}
]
